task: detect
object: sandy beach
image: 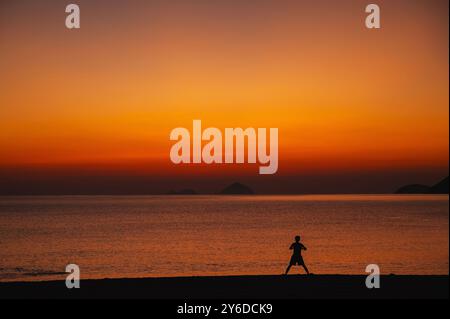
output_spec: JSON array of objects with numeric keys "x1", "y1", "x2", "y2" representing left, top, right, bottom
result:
[{"x1": 0, "y1": 274, "x2": 447, "y2": 299}]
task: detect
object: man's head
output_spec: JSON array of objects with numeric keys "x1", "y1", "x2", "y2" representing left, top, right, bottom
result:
[{"x1": 295, "y1": 235, "x2": 301, "y2": 242}]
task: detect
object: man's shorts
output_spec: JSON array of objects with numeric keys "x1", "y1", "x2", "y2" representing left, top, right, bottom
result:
[{"x1": 290, "y1": 255, "x2": 305, "y2": 265}]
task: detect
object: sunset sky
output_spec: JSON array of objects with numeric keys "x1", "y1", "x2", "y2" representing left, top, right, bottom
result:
[{"x1": 0, "y1": 0, "x2": 448, "y2": 194}]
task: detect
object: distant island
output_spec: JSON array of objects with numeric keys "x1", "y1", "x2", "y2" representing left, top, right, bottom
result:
[
  {"x1": 166, "y1": 178, "x2": 448, "y2": 196},
  {"x1": 167, "y1": 189, "x2": 198, "y2": 195},
  {"x1": 166, "y1": 183, "x2": 255, "y2": 195},
  {"x1": 395, "y1": 176, "x2": 449, "y2": 194},
  {"x1": 219, "y1": 182, "x2": 254, "y2": 195}
]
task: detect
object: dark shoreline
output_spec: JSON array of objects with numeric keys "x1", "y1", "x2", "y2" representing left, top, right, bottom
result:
[{"x1": 0, "y1": 274, "x2": 448, "y2": 299}]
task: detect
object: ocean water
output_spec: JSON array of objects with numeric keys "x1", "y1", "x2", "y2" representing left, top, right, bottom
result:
[{"x1": 0, "y1": 195, "x2": 448, "y2": 282}]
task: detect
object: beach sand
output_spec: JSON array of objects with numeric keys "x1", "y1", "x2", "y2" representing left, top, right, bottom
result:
[{"x1": 0, "y1": 274, "x2": 448, "y2": 299}]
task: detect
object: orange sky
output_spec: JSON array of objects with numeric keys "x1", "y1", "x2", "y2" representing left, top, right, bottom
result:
[{"x1": 0, "y1": 0, "x2": 448, "y2": 193}]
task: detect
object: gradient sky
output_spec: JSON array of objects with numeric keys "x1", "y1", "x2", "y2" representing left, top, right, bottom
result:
[{"x1": 0, "y1": 0, "x2": 448, "y2": 194}]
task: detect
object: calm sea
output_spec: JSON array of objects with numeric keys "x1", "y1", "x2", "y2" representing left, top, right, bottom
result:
[{"x1": 0, "y1": 195, "x2": 448, "y2": 282}]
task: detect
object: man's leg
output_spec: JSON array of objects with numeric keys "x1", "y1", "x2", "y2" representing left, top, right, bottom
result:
[
  {"x1": 302, "y1": 263, "x2": 310, "y2": 275},
  {"x1": 285, "y1": 263, "x2": 292, "y2": 275}
]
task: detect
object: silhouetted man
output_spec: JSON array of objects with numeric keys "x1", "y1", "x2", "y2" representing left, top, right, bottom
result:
[{"x1": 285, "y1": 235, "x2": 310, "y2": 275}]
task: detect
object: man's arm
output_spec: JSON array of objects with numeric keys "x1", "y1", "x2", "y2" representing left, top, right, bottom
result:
[
  {"x1": 289, "y1": 243, "x2": 294, "y2": 250},
  {"x1": 301, "y1": 244, "x2": 307, "y2": 250}
]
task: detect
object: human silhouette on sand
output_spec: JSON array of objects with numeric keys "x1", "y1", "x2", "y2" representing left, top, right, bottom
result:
[{"x1": 285, "y1": 235, "x2": 310, "y2": 275}]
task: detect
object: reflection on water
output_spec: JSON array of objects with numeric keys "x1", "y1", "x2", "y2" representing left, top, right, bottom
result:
[{"x1": 0, "y1": 195, "x2": 448, "y2": 281}]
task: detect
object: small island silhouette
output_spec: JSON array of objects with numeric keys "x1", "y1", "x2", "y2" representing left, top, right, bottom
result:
[
  {"x1": 219, "y1": 182, "x2": 254, "y2": 195},
  {"x1": 166, "y1": 182, "x2": 254, "y2": 195},
  {"x1": 167, "y1": 189, "x2": 198, "y2": 195},
  {"x1": 395, "y1": 176, "x2": 448, "y2": 194}
]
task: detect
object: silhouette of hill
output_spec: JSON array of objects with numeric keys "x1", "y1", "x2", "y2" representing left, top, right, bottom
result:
[
  {"x1": 395, "y1": 176, "x2": 449, "y2": 194},
  {"x1": 220, "y1": 182, "x2": 254, "y2": 195},
  {"x1": 167, "y1": 189, "x2": 198, "y2": 195},
  {"x1": 395, "y1": 184, "x2": 431, "y2": 194},
  {"x1": 429, "y1": 177, "x2": 449, "y2": 194}
]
